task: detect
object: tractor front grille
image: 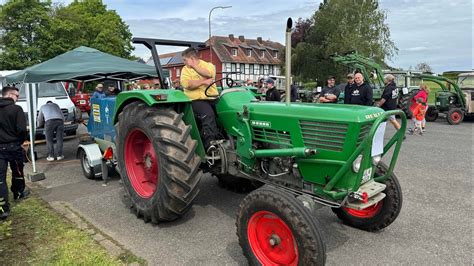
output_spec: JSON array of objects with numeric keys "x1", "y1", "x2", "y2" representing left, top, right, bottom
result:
[
  {"x1": 356, "y1": 123, "x2": 373, "y2": 146},
  {"x1": 299, "y1": 120, "x2": 348, "y2": 152},
  {"x1": 252, "y1": 127, "x2": 292, "y2": 147}
]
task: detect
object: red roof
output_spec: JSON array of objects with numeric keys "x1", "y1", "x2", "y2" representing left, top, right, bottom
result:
[{"x1": 207, "y1": 35, "x2": 284, "y2": 65}]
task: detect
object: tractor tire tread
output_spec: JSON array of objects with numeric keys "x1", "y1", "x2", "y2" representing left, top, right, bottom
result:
[
  {"x1": 116, "y1": 102, "x2": 202, "y2": 223},
  {"x1": 236, "y1": 186, "x2": 326, "y2": 265}
]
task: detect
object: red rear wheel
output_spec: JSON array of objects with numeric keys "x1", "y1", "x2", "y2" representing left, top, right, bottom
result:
[
  {"x1": 124, "y1": 129, "x2": 158, "y2": 198},
  {"x1": 248, "y1": 211, "x2": 298, "y2": 266}
]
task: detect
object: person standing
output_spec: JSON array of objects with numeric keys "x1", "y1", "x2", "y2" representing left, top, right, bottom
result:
[
  {"x1": 92, "y1": 83, "x2": 106, "y2": 98},
  {"x1": 345, "y1": 73, "x2": 373, "y2": 106},
  {"x1": 378, "y1": 74, "x2": 401, "y2": 130},
  {"x1": 180, "y1": 47, "x2": 221, "y2": 152},
  {"x1": 319, "y1": 76, "x2": 340, "y2": 103},
  {"x1": 0, "y1": 86, "x2": 30, "y2": 220},
  {"x1": 343, "y1": 74, "x2": 355, "y2": 104},
  {"x1": 37, "y1": 101, "x2": 65, "y2": 161},
  {"x1": 264, "y1": 79, "x2": 281, "y2": 101},
  {"x1": 409, "y1": 84, "x2": 430, "y2": 131},
  {"x1": 290, "y1": 83, "x2": 298, "y2": 102}
]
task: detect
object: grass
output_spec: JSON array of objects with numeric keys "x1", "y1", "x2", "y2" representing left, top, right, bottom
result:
[{"x1": 0, "y1": 181, "x2": 145, "y2": 265}]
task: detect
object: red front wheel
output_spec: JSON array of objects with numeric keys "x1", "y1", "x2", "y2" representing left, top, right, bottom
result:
[{"x1": 237, "y1": 186, "x2": 326, "y2": 265}]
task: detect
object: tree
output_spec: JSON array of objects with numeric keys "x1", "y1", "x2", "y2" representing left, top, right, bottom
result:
[
  {"x1": 415, "y1": 62, "x2": 432, "y2": 73},
  {"x1": 292, "y1": 0, "x2": 398, "y2": 83},
  {"x1": 291, "y1": 18, "x2": 313, "y2": 48},
  {"x1": 0, "y1": 0, "x2": 134, "y2": 70},
  {"x1": 0, "y1": 0, "x2": 55, "y2": 69}
]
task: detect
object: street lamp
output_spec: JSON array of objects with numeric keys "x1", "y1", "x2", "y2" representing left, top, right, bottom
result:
[{"x1": 208, "y1": 5, "x2": 232, "y2": 63}]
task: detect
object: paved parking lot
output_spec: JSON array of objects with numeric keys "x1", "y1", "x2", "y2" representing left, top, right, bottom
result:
[{"x1": 26, "y1": 118, "x2": 472, "y2": 265}]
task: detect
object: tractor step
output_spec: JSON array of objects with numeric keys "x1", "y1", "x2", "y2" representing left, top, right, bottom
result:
[
  {"x1": 346, "y1": 192, "x2": 386, "y2": 210},
  {"x1": 345, "y1": 181, "x2": 387, "y2": 210},
  {"x1": 359, "y1": 180, "x2": 386, "y2": 198}
]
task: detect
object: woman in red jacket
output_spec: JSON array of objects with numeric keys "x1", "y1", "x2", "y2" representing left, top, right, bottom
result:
[{"x1": 410, "y1": 84, "x2": 430, "y2": 131}]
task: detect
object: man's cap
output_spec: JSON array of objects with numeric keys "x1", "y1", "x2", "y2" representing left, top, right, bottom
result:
[
  {"x1": 327, "y1": 75, "x2": 336, "y2": 80},
  {"x1": 265, "y1": 78, "x2": 275, "y2": 84},
  {"x1": 347, "y1": 73, "x2": 354, "y2": 78}
]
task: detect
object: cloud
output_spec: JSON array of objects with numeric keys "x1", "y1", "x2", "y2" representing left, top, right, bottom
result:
[{"x1": 405, "y1": 47, "x2": 429, "y2": 52}]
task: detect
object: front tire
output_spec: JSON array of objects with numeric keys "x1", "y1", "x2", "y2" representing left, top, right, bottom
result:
[
  {"x1": 447, "y1": 108, "x2": 464, "y2": 125},
  {"x1": 237, "y1": 186, "x2": 326, "y2": 265},
  {"x1": 332, "y1": 163, "x2": 403, "y2": 231},
  {"x1": 116, "y1": 102, "x2": 202, "y2": 223}
]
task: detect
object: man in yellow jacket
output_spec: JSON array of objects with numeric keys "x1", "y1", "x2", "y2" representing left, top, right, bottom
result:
[{"x1": 180, "y1": 47, "x2": 221, "y2": 151}]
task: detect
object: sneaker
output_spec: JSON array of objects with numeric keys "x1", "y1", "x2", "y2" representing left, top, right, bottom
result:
[
  {"x1": 56, "y1": 155, "x2": 65, "y2": 161},
  {"x1": 14, "y1": 189, "x2": 30, "y2": 201},
  {"x1": 46, "y1": 156, "x2": 55, "y2": 162},
  {"x1": 0, "y1": 210, "x2": 9, "y2": 220}
]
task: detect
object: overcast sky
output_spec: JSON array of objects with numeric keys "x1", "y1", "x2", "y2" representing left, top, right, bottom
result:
[{"x1": 1, "y1": 0, "x2": 472, "y2": 73}]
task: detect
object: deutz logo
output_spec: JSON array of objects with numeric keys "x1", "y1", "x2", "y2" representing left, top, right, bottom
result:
[
  {"x1": 251, "y1": 120, "x2": 271, "y2": 128},
  {"x1": 365, "y1": 111, "x2": 384, "y2": 120}
]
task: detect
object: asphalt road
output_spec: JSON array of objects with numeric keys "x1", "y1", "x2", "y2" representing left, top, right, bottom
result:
[{"x1": 26, "y1": 117, "x2": 472, "y2": 265}]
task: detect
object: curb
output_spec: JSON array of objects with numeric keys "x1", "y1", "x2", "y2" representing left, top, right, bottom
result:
[{"x1": 49, "y1": 201, "x2": 140, "y2": 264}]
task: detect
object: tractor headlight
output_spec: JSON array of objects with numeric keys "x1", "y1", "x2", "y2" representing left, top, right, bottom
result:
[
  {"x1": 372, "y1": 155, "x2": 382, "y2": 166},
  {"x1": 352, "y1": 155, "x2": 363, "y2": 173}
]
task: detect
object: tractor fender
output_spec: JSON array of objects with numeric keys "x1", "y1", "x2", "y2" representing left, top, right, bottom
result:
[
  {"x1": 77, "y1": 143, "x2": 103, "y2": 177},
  {"x1": 113, "y1": 89, "x2": 191, "y2": 124}
]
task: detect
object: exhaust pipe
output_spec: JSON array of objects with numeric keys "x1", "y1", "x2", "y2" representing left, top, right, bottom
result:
[{"x1": 285, "y1": 17, "x2": 293, "y2": 104}]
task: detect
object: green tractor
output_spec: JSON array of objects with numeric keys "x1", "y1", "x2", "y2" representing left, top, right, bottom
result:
[
  {"x1": 104, "y1": 23, "x2": 407, "y2": 264},
  {"x1": 412, "y1": 74, "x2": 470, "y2": 124}
]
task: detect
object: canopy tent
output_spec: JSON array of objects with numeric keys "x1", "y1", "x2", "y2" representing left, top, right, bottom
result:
[
  {"x1": 4, "y1": 46, "x2": 159, "y2": 179},
  {"x1": 6, "y1": 46, "x2": 158, "y2": 83}
]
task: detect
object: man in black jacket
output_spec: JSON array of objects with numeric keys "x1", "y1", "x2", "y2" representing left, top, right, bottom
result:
[
  {"x1": 345, "y1": 73, "x2": 373, "y2": 106},
  {"x1": 343, "y1": 74, "x2": 355, "y2": 104},
  {"x1": 0, "y1": 86, "x2": 29, "y2": 220},
  {"x1": 265, "y1": 79, "x2": 281, "y2": 102},
  {"x1": 378, "y1": 74, "x2": 401, "y2": 130}
]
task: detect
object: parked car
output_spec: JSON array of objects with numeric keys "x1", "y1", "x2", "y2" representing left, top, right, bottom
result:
[{"x1": 15, "y1": 82, "x2": 80, "y2": 136}]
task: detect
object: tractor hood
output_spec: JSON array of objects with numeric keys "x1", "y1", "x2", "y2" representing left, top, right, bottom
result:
[{"x1": 247, "y1": 102, "x2": 384, "y2": 124}]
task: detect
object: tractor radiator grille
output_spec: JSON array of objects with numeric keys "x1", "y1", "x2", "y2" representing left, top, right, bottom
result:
[
  {"x1": 356, "y1": 123, "x2": 373, "y2": 146},
  {"x1": 299, "y1": 120, "x2": 348, "y2": 152},
  {"x1": 252, "y1": 127, "x2": 292, "y2": 147}
]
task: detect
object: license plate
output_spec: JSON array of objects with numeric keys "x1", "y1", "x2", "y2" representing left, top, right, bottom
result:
[{"x1": 79, "y1": 100, "x2": 86, "y2": 105}]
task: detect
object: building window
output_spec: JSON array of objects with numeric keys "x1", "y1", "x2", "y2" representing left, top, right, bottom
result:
[
  {"x1": 231, "y1": 63, "x2": 236, "y2": 72},
  {"x1": 259, "y1": 65, "x2": 264, "y2": 75},
  {"x1": 249, "y1": 64, "x2": 254, "y2": 75},
  {"x1": 274, "y1": 51, "x2": 278, "y2": 58},
  {"x1": 269, "y1": 65, "x2": 274, "y2": 75},
  {"x1": 231, "y1": 48, "x2": 238, "y2": 56},
  {"x1": 264, "y1": 65, "x2": 269, "y2": 75},
  {"x1": 240, "y1": 64, "x2": 245, "y2": 74},
  {"x1": 261, "y1": 50, "x2": 265, "y2": 58},
  {"x1": 247, "y1": 49, "x2": 252, "y2": 57},
  {"x1": 176, "y1": 68, "x2": 181, "y2": 77}
]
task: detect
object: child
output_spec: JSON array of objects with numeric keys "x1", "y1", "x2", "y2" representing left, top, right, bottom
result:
[{"x1": 409, "y1": 98, "x2": 426, "y2": 135}]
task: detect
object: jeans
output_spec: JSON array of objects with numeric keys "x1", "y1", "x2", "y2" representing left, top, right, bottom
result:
[
  {"x1": 45, "y1": 119, "x2": 64, "y2": 157},
  {"x1": 0, "y1": 144, "x2": 25, "y2": 213}
]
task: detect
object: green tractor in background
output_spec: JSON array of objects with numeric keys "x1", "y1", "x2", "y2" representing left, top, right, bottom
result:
[
  {"x1": 331, "y1": 51, "x2": 422, "y2": 114},
  {"x1": 414, "y1": 73, "x2": 472, "y2": 124},
  {"x1": 106, "y1": 21, "x2": 407, "y2": 264}
]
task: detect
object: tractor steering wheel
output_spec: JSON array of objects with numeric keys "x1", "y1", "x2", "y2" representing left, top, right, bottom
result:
[{"x1": 205, "y1": 77, "x2": 235, "y2": 97}]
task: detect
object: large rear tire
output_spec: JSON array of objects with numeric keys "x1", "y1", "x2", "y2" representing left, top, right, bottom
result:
[
  {"x1": 116, "y1": 102, "x2": 202, "y2": 223},
  {"x1": 237, "y1": 186, "x2": 326, "y2": 265},
  {"x1": 332, "y1": 162, "x2": 403, "y2": 231},
  {"x1": 425, "y1": 106, "x2": 439, "y2": 122}
]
